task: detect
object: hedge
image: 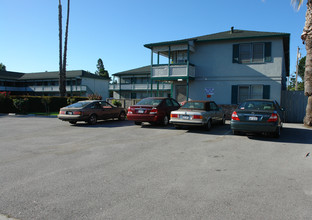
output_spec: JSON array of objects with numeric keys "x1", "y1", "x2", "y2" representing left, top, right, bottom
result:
[{"x1": 0, "y1": 95, "x2": 88, "y2": 114}]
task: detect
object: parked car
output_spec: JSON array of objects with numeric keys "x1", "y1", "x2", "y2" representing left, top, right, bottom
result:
[
  {"x1": 169, "y1": 100, "x2": 225, "y2": 130},
  {"x1": 230, "y1": 99, "x2": 284, "y2": 137},
  {"x1": 127, "y1": 97, "x2": 180, "y2": 126},
  {"x1": 58, "y1": 100, "x2": 126, "y2": 125}
]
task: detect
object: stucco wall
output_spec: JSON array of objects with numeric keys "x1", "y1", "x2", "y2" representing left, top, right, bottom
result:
[
  {"x1": 187, "y1": 38, "x2": 284, "y2": 104},
  {"x1": 82, "y1": 78, "x2": 109, "y2": 99}
]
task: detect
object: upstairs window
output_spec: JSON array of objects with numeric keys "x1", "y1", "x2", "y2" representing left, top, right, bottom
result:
[{"x1": 233, "y1": 42, "x2": 271, "y2": 64}]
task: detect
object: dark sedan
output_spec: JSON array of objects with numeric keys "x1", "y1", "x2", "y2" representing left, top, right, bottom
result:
[
  {"x1": 58, "y1": 100, "x2": 126, "y2": 125},
  {"x1": 127, "y1": 97, "x2": 180, "y2": 126},
  {"x1": 230, "y1": 99, "x2": 284, "y2": 138}
]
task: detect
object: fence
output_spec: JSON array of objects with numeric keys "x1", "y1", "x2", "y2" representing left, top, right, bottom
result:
[{"x1": 281, "y1": 91, "x2": 308, "y2": 123}]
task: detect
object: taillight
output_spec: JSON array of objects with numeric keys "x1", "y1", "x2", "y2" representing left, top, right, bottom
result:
[
  {"x1": 127, "y1": 107, "x2": 133, "y2": 114},
  {"x1": 73, "y1": 111, "x2": 82, "y2": 115},
  {"x1": 268, "y1": 113, "x2": 278, "y2": 122},
  {"x1": 193, "y1": 115, "x2": 203, "y2": 119},
  {"x1": 231, "y1": 111, "x2": 239, "y2": 121},
  {"x1": 150, "y1": 108, "x2": 158, "y2": 115},
  {"x1": 59, "y1": 110, "x2": 65, "y2": 114},
  {"x1": 171, "y1": 113, "x2": 178, "y2": 118}
]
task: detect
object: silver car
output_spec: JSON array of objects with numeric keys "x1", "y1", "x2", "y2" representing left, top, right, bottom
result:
[{"x1": 169, "y1": 101, "x2": 225, "y2": 130}]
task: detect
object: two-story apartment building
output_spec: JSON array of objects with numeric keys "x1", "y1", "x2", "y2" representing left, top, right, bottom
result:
[
  {"x1": 0, "y1": 70, "x2": 109, "y2": 98},
  {"x1": 111, "y1": 28, "x2": 290, "y2": 105}
]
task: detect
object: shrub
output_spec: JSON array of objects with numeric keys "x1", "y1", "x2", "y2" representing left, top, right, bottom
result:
[
  {"x1": 112, "y1": 99, "x2": 122, "y2": 107},
  {"x1": 0, "y1": 92, "x2": 14, "y2": 113},
  {"x1": 13, "y1": 98, "x2": 30, "y2": 114},
  {"x1": 88, "y1": 93, "x2": 102, "y2": 100}
]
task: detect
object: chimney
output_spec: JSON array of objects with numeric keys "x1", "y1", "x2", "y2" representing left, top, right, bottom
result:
[{"x1": 230, "y1": 26, "x2": 234, "y2": 34}]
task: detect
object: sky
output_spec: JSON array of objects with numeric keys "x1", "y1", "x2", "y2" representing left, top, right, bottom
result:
[{"x1": 0, "y1": 0, "x2": 307, "y2": 79}]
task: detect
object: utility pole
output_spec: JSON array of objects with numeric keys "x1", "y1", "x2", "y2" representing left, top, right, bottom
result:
[{"x1": 295, "y1": 46, "x2": 301, "y2": 91}]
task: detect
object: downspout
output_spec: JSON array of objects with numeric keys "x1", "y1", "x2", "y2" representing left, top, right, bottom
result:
[{"x1": 119, "y1": 76, "x2": 121, "y2": 99}]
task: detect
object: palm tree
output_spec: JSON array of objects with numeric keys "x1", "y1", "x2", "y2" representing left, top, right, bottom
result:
[
  {"x1": 293, "y1": 0, "x2": 312, "y2": 126},
  {"x1": 58, "y1": 0, "x2": 70, "y2": 97}
]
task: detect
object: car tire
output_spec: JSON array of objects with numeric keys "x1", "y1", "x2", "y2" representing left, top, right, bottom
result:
[
  {"x1": 69, "y1": 121, "x2": 77, "y2": 125},
  {"x1": 134, "y1": 121, "x2": 142, "y2": 125},
  {"x1": 88, "y1": 114, "x2": 97, "y2": 125},
  {"x1": 205, "y1": 119, "x2": 212, "y2": 131},
  {"x1": 162, "y1": 115, "x2": 169, "y2": 126},
  {"x1": 118, "y1": 112, "x2": 126, "y2": 121}
]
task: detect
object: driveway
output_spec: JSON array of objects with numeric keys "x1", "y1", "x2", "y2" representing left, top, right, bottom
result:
[{"x1": 0, "y1": 115, "x2": 311, "y2": 220}]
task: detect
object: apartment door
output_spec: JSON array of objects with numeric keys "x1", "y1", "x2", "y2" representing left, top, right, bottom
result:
[{"x1": 175, "y1": 85, "x2": 187, "y2": 103}]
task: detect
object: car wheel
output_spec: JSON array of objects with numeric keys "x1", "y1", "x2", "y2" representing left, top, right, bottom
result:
[
  {"x1": 69, "y1": 121, "x2": 77, "y2": 125},
  {"x1": 134, "y1": 121, "x2": 142, "y2": 125},
  {"x1": 162, "y1": 115, "x2": 169, "y2": 126},
  {"x1": 118, "y1": 112, "x2": 126, "y2": 121},
  {"x1": 88, "y1": 114, "x2": 97, "y2": 125},
  {"x1": 205, "y1": 119, "x2": 212, "y2": 131}
]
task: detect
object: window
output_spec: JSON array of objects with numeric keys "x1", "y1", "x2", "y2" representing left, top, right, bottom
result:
[
  {"x1": 233, "y1": 42, "x2": 271, "y2": 64},
  {"x1": 231, "y1": 85, "x2": 270, "y2": 104}
]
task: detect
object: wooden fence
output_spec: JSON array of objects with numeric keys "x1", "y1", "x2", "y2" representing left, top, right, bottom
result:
[{"x1": 281, "y1": 91, "x2": 308, "y2": 123}]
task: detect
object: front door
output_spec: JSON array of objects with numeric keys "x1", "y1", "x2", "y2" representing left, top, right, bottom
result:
[{"x1": 175, "y1": 85, "x2": 186, "y2": 103}]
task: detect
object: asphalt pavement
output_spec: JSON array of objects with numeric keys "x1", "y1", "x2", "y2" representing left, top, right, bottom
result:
[{"x1": 0, "y1": 115, "x2": 311, "y2": 219}]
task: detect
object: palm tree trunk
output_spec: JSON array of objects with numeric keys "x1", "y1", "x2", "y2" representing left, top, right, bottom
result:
[
  {"x1": 58, "y1": 0, "x2": 65, "y2": 97},
  {"x1": 62, "y1": 0, "x2": 70, "y2": 95},
  {"x1": 302, "y1": 0, "x2": 312, "y2": 126}
]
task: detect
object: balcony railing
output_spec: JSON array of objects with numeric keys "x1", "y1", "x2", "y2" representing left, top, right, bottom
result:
[
  {"x1": 0, "y1": 85, "x2": 87, "y2": 92},
  {"x1": 109, "y1": 83, "x2": 171, "y2": 91},
  {"x1": 151, "y1": 64, "x2": 195, "y2": 79}
]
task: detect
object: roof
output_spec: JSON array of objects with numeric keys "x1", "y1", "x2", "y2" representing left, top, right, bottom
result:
[
  {"x1": 144, "y1": 29, "x2": 290, "y2": 48},
  {"x1": 0, "y1": 70, "x2": 109, "y2": 81},
  {"x1": 0, "y1": 71, "x2": 24, "y2": 80},
  {"x1": 113, "y1": 65, "x2": 151, "y2": 76},
  {"x1": 20, "y1": 70, "x2": 108, "y2": 80}
]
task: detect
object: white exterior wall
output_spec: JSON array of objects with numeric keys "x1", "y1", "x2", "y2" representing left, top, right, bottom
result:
[
  {"x1": 187, "y1": 38, "x2": 285, "y2": 104},
  {"x1": 82, "y1": 78, "x2": 109, "y2": 99}
]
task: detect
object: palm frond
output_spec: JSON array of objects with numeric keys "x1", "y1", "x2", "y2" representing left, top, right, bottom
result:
[{"x1": 291, "y1": 0, "x2": 304, "y2": 10}]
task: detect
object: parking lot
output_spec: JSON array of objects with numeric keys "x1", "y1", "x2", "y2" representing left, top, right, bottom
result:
[{"x1": 0, "y1": 115, "x2": 312, "y2": 220}]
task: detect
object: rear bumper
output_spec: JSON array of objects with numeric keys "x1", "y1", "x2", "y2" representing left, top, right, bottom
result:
[
  {"x1": 127, "y1": 114, "x2": 159, "y2": 122},
  {"x1": 170, "y1": 119, "x2": 205, "y2": 126},
  {"x1": 57, "y1": 115, "x2": 88, "y2": 122},
  {"x1": 230, "y1": 120, "x2": 278, "y2": 133}
]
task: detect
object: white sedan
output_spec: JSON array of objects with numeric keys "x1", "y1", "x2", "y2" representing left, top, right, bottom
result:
[{"x1": 169, "y1": 101, "x2": 225, "y2": 130}]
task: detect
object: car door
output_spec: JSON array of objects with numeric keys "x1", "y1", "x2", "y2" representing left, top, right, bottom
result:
[
  {"x1": 90, "y1": 102, "x2": 105, "y2": 119},
  {"x1": 209, "y1": 102, "x2": 221, "y2": 122},
  {"x1": 100, "y1": 101, "x2": 115, "y2": 119}
]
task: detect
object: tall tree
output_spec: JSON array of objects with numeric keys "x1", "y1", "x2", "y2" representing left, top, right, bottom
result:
[
  {"x1": 95, "y1": 58, "x2": 110, "y2": 79},
  {"x1": 293, "y1": 0, "x2": 312, "y2": 126},
  {"x1": 0, "y1": 63, "x2": 6, "y2": 71},
  {"x1": 58, "y1": 0, "x2": 70, "y2": 97}
]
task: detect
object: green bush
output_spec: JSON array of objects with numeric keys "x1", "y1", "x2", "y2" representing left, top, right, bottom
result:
[
  {"x1": 0, "y1": 92, "x2": 14, "y2": 113},
  {"x1": 13, "y1": 98, "x2": 30, "y2": 114},
  {"x1": 112, "y1": 99, "x2": 122, "y2": 107}
]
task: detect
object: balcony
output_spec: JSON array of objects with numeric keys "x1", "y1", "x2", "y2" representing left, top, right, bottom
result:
[
  {"x1": 28, "y1": 85, "x2": 87, "y2": 92},
  {"x1": 151, "y1": 64, "x2": 195, "y2": 79},
  {"x1": 109, "y1": 83, "x2": 171, "y2": 91}
]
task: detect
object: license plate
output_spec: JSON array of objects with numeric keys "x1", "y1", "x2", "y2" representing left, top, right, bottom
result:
[
  {"x1": 138, "y1": 110, "x2": 144, "y2": 114},
  {"x1": 249, "y1": 116, "x2": 258, "y2": 121},
  {"x1": 67, "y1": 111, "x2": 73, "y2": 115},
  {"x1": 182, "y1": 115, "x2": 190, "y2": 120}
]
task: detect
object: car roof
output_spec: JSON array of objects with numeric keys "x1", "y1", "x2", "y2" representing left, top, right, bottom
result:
[
  {"x1": 244, "y1": 99, "x2": 275, "y2": 102},
  {"x1": 186, "y1": 100, "x2": 213, "y2": 103}
]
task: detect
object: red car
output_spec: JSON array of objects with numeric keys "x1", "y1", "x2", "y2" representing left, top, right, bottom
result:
[{"x1": 127, "y1": 97, "x2": 180, "y2": 126}]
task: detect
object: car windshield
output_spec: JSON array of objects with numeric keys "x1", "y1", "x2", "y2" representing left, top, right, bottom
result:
[
  {"x1": 66, "y1": 101, "x2": 91, "y2": 108},
  {"x1": 181, "y1": 102, "x2": 205, "y2": 110},
  {"x1": 239, "y1": 101, "x2": 275, "y2": 110},
  {"x1": 136, "y1": 99, "x2": 162, "y2": 106}
]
